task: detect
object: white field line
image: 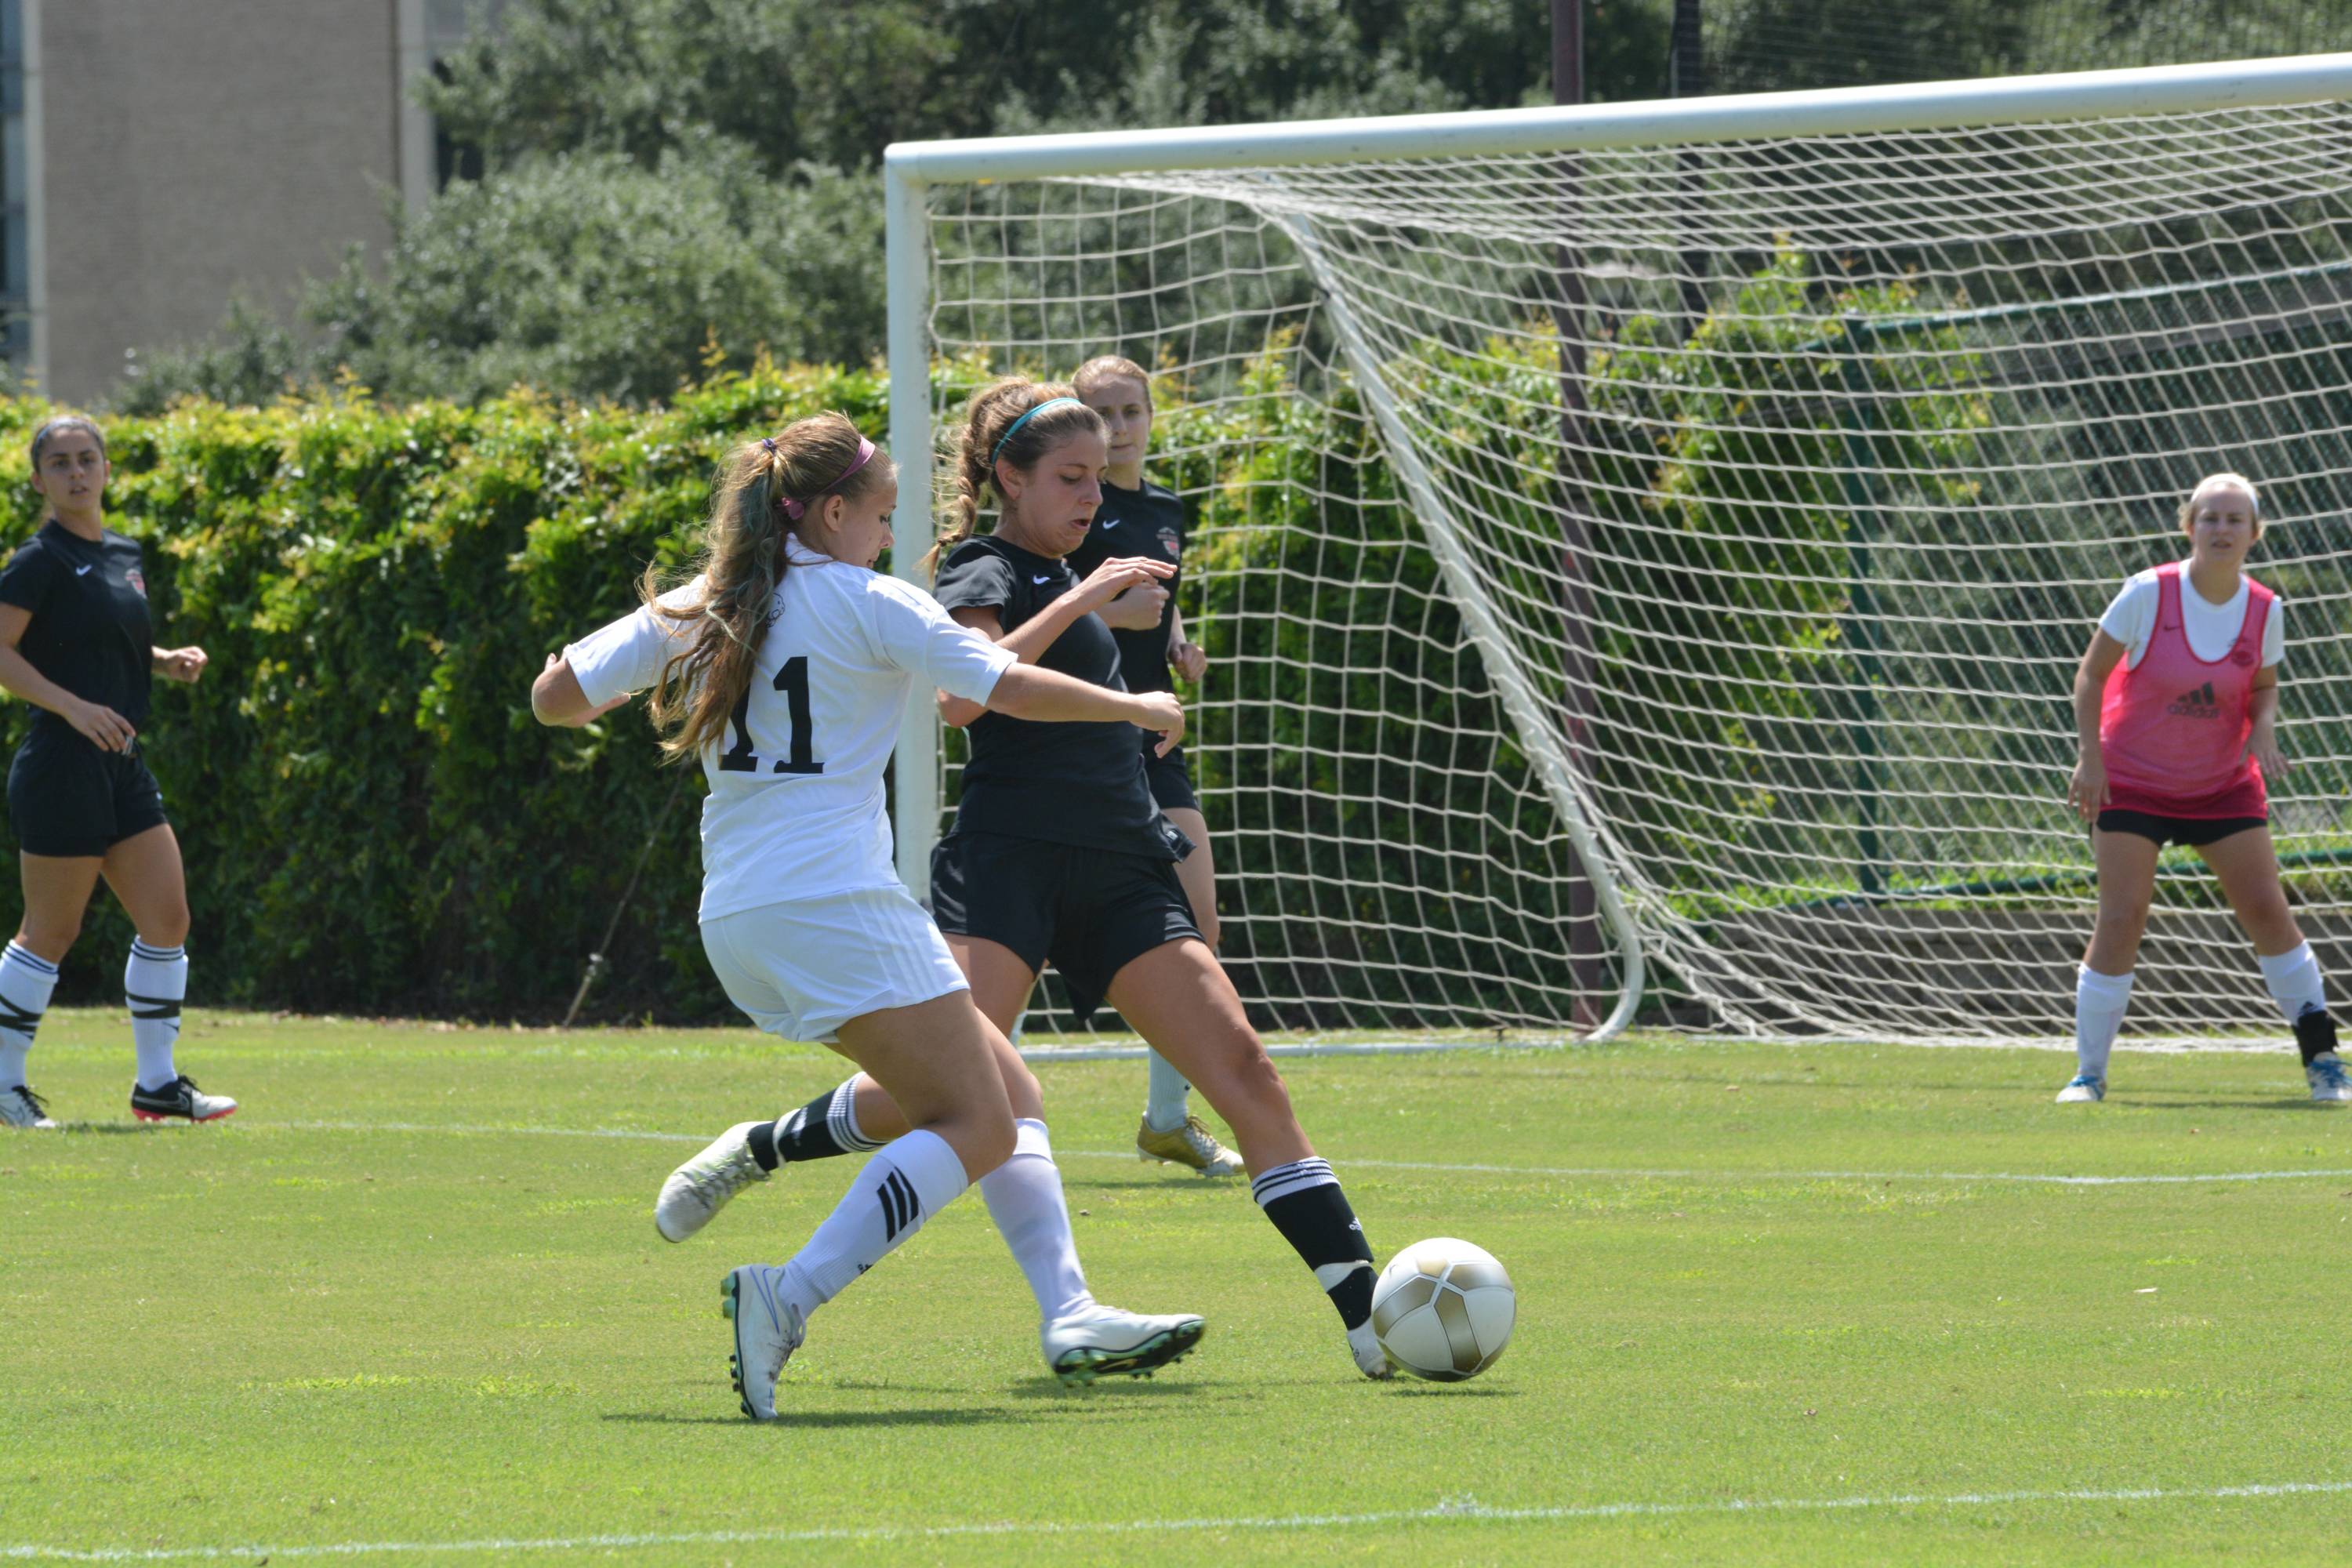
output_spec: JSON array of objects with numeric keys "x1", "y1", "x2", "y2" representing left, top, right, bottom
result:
[
  {"x1": 238, "y1": 1121, "x2": 2352, "y2": 1186},
  {"x1": 9, "y1": 1479, "x2": 2350, "y2": 1562}
]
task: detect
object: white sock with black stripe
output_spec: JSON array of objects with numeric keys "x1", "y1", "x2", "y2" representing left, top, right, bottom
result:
[
  {"x1": 126, "y1": 939, "x2": 187, "y2": 1093},
  {"x1": 779, "y1": 1128, "x2": 971, "y2": 1318},
  {"x1": 0, "y1": 941, "x2": 60, "y2": 1089}
]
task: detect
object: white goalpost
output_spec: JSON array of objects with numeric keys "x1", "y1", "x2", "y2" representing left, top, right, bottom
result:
[{"x1": 885, "y1": 54, "x2": 2352, "y2": 1045}]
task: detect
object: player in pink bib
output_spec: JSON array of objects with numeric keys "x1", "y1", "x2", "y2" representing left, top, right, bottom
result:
[{"x1": 2064, "y1": 472, "x2": 2347, "y2": 1104}]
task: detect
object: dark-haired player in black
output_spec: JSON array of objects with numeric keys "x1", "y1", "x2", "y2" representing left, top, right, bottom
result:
[
  {"x1": 1066, "y1": 355, "x2": 1241, "y2": 1178},
  {"x1": 0, "y1": 416, "x2": 232, "y2": 1130}
]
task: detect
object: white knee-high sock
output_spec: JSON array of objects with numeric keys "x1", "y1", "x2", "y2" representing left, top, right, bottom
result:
[
  {"x1": 2258, "y1": 942, "x2": 2327, "y2": 1022},
  {"x1": 0, "y1": 941, "x2": 60, "y2": 1089},
  {"x1": 979, "y1": 1118, "x2": 1093, "y2": 1325},
  {"x1": 1144, "y1": 1051, "x2": 1192, "y2": 1133},
  {"x1": 125, "y1": 940, "x2": 187, "y2": 1092},
  {"x1": 780, "y1": 1128, "x2": 970, "y2": 1318},
  {"x1": 2074, "y1": 965, "x2": 2134, "y2": 1080}
]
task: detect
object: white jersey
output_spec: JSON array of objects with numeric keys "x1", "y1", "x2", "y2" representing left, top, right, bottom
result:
[
  {"x1": 564, "y1": 542, "x2": 1014, "y2": 921},
  {"x1": 2099, "y1": 566, "x2": 2285, "y2": 670}
]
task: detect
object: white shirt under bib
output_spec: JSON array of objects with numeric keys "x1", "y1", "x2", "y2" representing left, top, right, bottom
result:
[
  {"x1": 2098, "y1": 566, "x2": 2285, "y2": 671},
  {"x1": 564, "y1": 546, "x2": 1014, "y2": 922}
]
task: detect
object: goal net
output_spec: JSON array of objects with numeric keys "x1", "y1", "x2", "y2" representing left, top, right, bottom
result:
[{"x1": 887, "y1": 56, "x2": 2352, "y2": 1044}]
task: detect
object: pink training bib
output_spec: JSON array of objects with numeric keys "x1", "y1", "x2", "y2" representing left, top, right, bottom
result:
[{"x1": 2098, "y1": 562, "x2": 2271, "y2": 818}]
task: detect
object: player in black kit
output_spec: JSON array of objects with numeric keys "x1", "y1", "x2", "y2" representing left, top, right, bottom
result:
[
  {"x1": 1066, "y1": 354, "x2": 1239, "y2": 1177},
  {"x1": 0, "y1": 417, "x2": 232, "y2": 1129}
]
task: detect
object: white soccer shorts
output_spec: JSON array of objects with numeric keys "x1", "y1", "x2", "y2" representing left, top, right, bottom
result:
[{"x1": 699, "y1": 887, "x2": 970, "y2": 1044}]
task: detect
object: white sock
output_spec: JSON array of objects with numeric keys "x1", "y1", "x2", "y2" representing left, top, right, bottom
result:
[
  {"x1": 126, "y1": 940, "x2": 187, "y2": 1092},
  {"x1": 979, "y1": 1118, "x2": 1093, "y2": 1325},
  {"x1": 1143, "y1": 1051, "x2": 1192, "y2": 1133},
  {"x1": 780, "y1": 1128, "x2": 970, "y2": 1317},
  {"x1": 2074, "y1": 965, "x2": 2133, "y2": 1081},
  {"x1": 0, "y1": 941, "x2": 60, "y2": 1089},
  {"x1": 2257, "y1": 942, "x2": 2327, "y2": 1023}
]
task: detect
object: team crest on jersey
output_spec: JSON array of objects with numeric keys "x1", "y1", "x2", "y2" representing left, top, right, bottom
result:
[
  {"x1": 2230, "y1": 644, "x2": 2256, "y2": 667},
  {"x1": 126, "y1": 569, "x2": 146, "y2": 598},
  {"x1": 1157, "y1": 525, "x2": 1181, "y2": 560}
]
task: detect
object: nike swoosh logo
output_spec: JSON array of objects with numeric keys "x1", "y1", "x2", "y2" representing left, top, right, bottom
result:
[
  {"x1": 1033, "y1": 575, "x2": 1052, "y2": 584},
  {"x1": 1102, "y1": 519, "x2": 1121, "y2": 529},
  {"x1": 74, "y1": 564, "x2": 93, "y2": 576}
]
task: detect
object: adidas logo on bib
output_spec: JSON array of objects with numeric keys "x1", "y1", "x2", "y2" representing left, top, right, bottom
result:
[{"x1": 2166, "y1": 681, "x2": 2220, "y2": 719}]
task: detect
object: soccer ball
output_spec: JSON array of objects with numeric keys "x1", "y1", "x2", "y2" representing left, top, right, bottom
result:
[{"x1": 1370, "y1": 1236, "x2": 1515, "y2": 1381}]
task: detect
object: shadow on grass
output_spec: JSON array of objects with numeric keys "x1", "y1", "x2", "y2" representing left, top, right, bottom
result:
[
  {"x1": 2123, "y1": 1098, "x2": 2325, "y2": 1112},
  {"x1": 1005, "y1": 1374, "x2": 1222, "y2": 1399},
  {"x1": 604, "y1": 1406, "x2": 1040, "y2": 1428},
  {"x1": 1380, "y1": 1382, "x2": 1524, "y2": 1398}
]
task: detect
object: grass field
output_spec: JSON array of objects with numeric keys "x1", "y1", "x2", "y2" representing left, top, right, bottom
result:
[{"x1": 7, "y1": 1009, "x2": 2351, "y2": 1565}]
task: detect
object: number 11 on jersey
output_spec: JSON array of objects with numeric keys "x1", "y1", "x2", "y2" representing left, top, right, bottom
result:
[{"x1": 719, "y1": 656, "x2": 823, "y2": 775}]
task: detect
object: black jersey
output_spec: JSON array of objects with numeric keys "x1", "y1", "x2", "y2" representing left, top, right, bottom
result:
[
  {"x1": 0, "y1": 522, "x2": 154, "y2": 735},
  {"x1": 932, "y1": 533, "x2": 1174, "y2": 859},
  {"x1": 1065, "y1": 479, "x2": 1186, "y2": 696}
]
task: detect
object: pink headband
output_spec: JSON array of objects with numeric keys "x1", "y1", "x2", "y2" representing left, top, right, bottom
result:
[{"x1": 769, "y1": 435, "x2": 877, "y2": 522}]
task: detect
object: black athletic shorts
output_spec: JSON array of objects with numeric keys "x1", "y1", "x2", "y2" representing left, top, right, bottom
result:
[
  {"x1": 931, "y1": 826, "x2": 1200, "y2": 1025},
  {"x1": 7, "y1": 728, "x2": 169, "y2": 858},
  {"x1": 2094, "y1": 808, "x2": 2266, "y2": 848},
  {"x1": 1143, "y1": 739, "x2": 1200, "y2": 815}
]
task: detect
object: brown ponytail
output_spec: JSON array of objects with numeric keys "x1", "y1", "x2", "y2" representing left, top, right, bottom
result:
[
  {"x1": 642, "y1": 412, "x2": 894, "y2": 761},
  {"x1": 924, "y1": 376, "x2": 1106, "y2": 575}
]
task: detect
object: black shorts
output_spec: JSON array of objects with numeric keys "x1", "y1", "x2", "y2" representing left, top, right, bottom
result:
[
  {"x1": 1143, "y1": 739, "x2": 1200, "y2": 815},
  {"x1": 2095, "y1": 808, "x2": 2267, "y2": 848},
  {"x1": 931, "y1": 828, "x2": 1200, "y2": 1025},
  {"x1": 8, "y1": 728, "x2": 169, "y2": 858}
]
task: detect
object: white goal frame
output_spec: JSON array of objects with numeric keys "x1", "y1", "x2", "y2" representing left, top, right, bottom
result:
[{"x1": 883, "y1": 53, "x2": 2352, "y2": 1043}]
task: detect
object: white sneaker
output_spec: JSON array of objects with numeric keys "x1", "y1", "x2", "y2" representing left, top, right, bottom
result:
[
  {"x1": 721, "y1": 1265, "x2": 805, "y2": 1421},
  {"x1": 1042, "y1": 1302, "x2": 1205, "y2": 1386},
  {"x1": 1135, "y1": 1114, "x2": 1245, "y2": 1178},
  {"x1": 2, "y1": 1084, "x2": 56, "y2": 1129},
  {"x1": 2307, "y1": 1052, "x2": 2350, "y2": 1104},
  {"x1": 656, "y1": 1120, "x2": 770, "y2": 1242},
  {"x1": 2055, "y1": 1074, "x2": 2106, "y2": 1104},
  {"x1": 129, "y1": 1076, "x2": 236, "y2": 1123},
  {"x1": 1348, "y1": 1320, "x2": 1394, "y2": 1380}
]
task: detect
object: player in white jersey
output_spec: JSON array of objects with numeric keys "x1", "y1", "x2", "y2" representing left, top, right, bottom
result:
[{"x1": 532, "y1": 414, "x2": 1202, "y2": 1417}]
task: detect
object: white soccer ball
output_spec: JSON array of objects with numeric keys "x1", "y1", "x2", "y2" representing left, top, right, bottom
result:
[{"x1": 1370, "y1": 1236, "x2": 1515, "y2": 1381}]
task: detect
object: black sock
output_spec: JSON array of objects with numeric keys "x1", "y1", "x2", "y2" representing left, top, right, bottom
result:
[
  {"x1": 1253, "y1": 1158, "x2": 1376, "y2": 1330},
  {"x1": 2295, "y1": 1007, "x2": 2337, "y2": 1065},
  {"x1": 745, "y1": 1119, "x2": 780, "y2": 1171},
  {"x1": 771, "y1": 1079, "x2": 883, "y2": 1164}
]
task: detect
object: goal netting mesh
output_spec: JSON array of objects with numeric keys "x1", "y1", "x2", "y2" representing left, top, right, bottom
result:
[{"x1": 915, "y1": 84, "x2": 2352, "y2": 1043}]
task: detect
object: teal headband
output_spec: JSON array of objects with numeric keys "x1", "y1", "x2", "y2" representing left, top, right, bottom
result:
[{"x1": 990, "y1": 397, "x2": 1085, "y2": 467}]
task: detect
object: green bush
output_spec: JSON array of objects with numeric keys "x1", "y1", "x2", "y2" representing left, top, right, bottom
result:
[{"x1": 0, "y1": 365, "x2": 884, "y2": 1016}]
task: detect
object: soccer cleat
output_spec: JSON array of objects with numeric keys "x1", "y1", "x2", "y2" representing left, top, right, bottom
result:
[
  {"x1": 1347, "y1": 1320, "x2": 1395, "y2": 1380},
  {"x1": 129, "y1": 1076, "x2": 236, "y2": 1123},
  {"x1": 2, "y1": 1083, "x2": 56, "y2": 1129},
  {"x1": 1043, "y1": 1303, "x2": 1206, "y2": 1387},
  {"x1": 2055, "y1": 1074, "x2": 2106, "y2": 1104},
  {"x1": 1135, "y1": 1114, "x2": 1245, "y2": 1178},
  {"x1": 2306, "y1": 1052, "x2": 2350, "y2": 1105},
  {"x1": 656, "y1": 1120, "x2": 771, "y2": 1242},
  {"x1": 720, "y1": 1265, "x2": 805, "y2": 1421}
]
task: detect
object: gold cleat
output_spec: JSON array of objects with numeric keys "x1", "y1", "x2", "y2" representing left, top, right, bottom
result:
[{"x1": 1135, "y1": 1114, "x2": 1245, "y2": 1178}]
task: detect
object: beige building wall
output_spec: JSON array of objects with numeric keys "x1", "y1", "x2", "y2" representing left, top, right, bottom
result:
[{"x1": 31, "y1": 0, "x2": 423, "y2": 403}]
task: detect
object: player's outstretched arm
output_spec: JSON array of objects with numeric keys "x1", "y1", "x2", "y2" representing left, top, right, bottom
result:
[
  {"x1": 532, "y1": 652, "x2": 630, "y2": 728},
  {"x1": 988, "y1": 662, "x2": 1184, "y2": 753}
]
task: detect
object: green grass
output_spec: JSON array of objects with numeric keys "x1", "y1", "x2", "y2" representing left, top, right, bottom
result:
[{"x1": 6, "y1": 1010, "x2": 2350, "y2": 1565}]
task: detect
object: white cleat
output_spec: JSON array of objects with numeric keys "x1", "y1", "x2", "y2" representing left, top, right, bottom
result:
[
  {"x1": 129, "y1": 1076, "x2": 236, "y2": 1123},
  {"x1": 2, "y1": 1084, "x2": 56, "y2": 1129},
  {"x1": 1348, "y1": 1320, "x2": 1395, "y2": 1380},
  {"x1": 1135, "y1": 1114, "x2": 1245, "y2": 1178},
  {"x1": 720, "y1": 1265, "x2": 805, "y2": 1421},
  {"x1": 656, "y1": 1120, "x2": 771, "y2": 1243},
  {"x1": 1042, "y1": 1302, "x2": 1206, "y2": 1387},
  {"x1": 2055, "y1": 1074, "x2": 2106, "y2": 1104},
  {"x1": 2307, "y1": 1052, "x2": 2350, "y2": 1104}
]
